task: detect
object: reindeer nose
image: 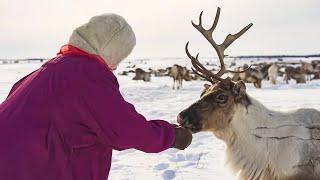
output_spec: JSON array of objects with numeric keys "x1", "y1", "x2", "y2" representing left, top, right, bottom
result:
[{"x1": 177, "y1": 114, "x2": 185, "y2": 125}]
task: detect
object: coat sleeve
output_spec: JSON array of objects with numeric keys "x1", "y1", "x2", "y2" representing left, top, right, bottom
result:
[{"x1": 79, "y1": 66, "x2": 175, "y2": 153}]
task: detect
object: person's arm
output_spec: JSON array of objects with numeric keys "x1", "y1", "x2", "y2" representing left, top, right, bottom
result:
[{"x1": 80, "y1": 67, "x2": 177, "y2": 153}]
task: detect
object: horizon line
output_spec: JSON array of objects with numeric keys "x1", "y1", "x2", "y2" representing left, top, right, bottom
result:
[{"x1": 1, "y1": 53, "x2": 320, "y2": 61}]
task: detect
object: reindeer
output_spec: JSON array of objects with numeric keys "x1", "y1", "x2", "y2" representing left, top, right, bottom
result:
[
  {"x1": 132, "y1": 68, "x2": 151, "y2": 82},
  {"x1": 179, "y1": 8, "x2": 320, "y2": 180},
  {"x1": 301, "y1": 62, "x2": 314, "y2": 81},
  {"x1": 149, "y1": 68, "x2": 168, "y2": 77},
  {"x1": 168, "y1": 64, "x2": 187, "y2": 89},
  {"x1": 267, "y1": 63, "x2": 279, "y2": 84},
  {"x1": 311, "y1": 61, "x2": 320, "y2": 80},
  {"x1": 232, "y1": 63, "x2": 271, "y2": 88},
  {"x1": 283, "y1": 66, "x2": 306, "y2": 84}
]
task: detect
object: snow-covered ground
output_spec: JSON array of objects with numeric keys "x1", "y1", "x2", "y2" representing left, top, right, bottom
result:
[{"x1": 1, "y1": 58, "x2": 320, "y2": 180}]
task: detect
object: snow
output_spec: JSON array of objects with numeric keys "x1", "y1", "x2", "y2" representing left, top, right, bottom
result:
[{"x1": 1, "y1": 57, "x2": 320, "y2": 180}]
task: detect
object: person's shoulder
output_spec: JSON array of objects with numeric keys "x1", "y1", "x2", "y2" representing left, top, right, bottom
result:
[
  {"x1": 58, "y1": 55, "x2": 112, "y2": 76},
  {"x1": 49, "y1": 54, "x2": 118, "y2": 88},
  {"x1": 73, "y1": 56, "x2": 119, "y2": 85}
]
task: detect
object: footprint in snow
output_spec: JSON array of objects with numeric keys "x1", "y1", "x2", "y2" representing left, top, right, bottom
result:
[
  {"x1": 154, "y1": 163, "x2": 170, "y2": 171},
  {"x1": 171, "y1": 153, "x2": 186, "y2": 162},
  {"x1": 162, "y1": 170, "x2": 176, "y2": 180}
]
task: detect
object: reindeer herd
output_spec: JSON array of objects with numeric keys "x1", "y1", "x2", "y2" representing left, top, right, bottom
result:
[
  {"x1": 123, "y1": 63, "x2": 198, "y2": 89},
  {"x1": 121, "y1": 59, "x2": 320, "y2": 89},
  {"x1": 232, "y1": 60, "x2": 320, "y2": 87}
]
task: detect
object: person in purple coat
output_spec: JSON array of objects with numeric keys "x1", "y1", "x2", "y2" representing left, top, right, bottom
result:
[{"x1": 0, "y1": 13, "x2": 192, "y2": 180}]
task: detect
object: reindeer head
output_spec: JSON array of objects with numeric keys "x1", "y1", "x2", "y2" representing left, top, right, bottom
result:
[{"x1": 178, "y1": 7, "x2": 252, "y2": 133}]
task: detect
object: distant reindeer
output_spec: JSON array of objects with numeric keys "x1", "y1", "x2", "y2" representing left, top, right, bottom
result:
[
  {"x1": 267, "y1": 64, "x2": 279, "y2": 84},
  {"x1": 311, "y1": 61, "x2": 320, "y2": 80},
  {"x1": 283, "y1": 66, "x2": 306, "y2": 84},
  {"x1": 313, "y1": 73, "x2": 320, "y2": 80},
  {"x1": 190, "y1": 71, "x2": 201, "y2": 80},
  {"x1": 183, "y1": 69, "x2": 194, "y2": 81},
  {"x1": 179, "y1": 7, "x2": 320, "y2": 180},
  {"x1": 119, "y1": 71, "x2": 129, "y2": 76},
  {"x1": 168, "y1": 64, "x2": 187, "y2": 89},
  {"x1": 232, "y1": 63, "x2": 270, "y2": 88},
  {"x1": 149, "y1": 68, "x2": 168, "y2": 77},
  {"x1": 301, "y1": 62, "x2": 314, "y2": 81},
  {"x1": 132, "y1": 68, "x2": 151, "y2": 82}
]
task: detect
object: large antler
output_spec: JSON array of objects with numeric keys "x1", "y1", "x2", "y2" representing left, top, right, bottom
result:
[{"x1": 185, "y1": 7, "x2": 253, "y2": 83}]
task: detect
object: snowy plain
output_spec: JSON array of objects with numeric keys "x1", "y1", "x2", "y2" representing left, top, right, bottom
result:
[{"x1": 0, "y1": 57, "x2": 320, "y2": 180}]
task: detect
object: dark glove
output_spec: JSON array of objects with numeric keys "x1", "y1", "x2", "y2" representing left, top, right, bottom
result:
[{"x1": 171, "y1": 125, "x2": 193, "y2": 150}]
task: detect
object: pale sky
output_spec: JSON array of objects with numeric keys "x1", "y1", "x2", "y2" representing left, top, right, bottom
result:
[{"x1": 0, "y1": 0, "x2": 320, "y2": 59}]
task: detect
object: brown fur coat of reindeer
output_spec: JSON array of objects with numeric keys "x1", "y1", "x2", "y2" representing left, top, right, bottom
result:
[{"x1": 179, "y1": 7, "x2": 320, "y2": 180}]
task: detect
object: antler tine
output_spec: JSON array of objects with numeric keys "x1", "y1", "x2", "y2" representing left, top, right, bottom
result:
[
  {"x1": 209, "y1": 7, "x2": 221, "y2": 32},
  {"x1": 226, "y1": 65, "x2": 252, "y2": 74},
  {"x1": 191, "y1": 68, "x2": 215, "y2": 84},
  {"x1": 221, "y1": 23, "x2": 253, "y2": 50},
  {"x1": 185, "y1": 43, "x2": 212, "y2": 77},
  {"x1": 185, "y1": 42, "x2": 194, "y2": 60},
  {"x1": 185, "y1": 42, "x2": 208, "y2": 76},
  {"x1": 185, "y1": 42, "x2": 224, "y2": 82},
  {"x1": 191, "y1": 11, "x2": 203, "y2": 28},
  {"x1": 193, "y1": 53, "x2": 224, "y2": 81},
  {"x1": 192, "y1": 10, "x2": 217, "y2": 44},
  {"x1": 215, "y1": 23, "x2": 253, "y2": 76},
  {"x1": 198, "y1": 11, "x2": 203, "y2": 26}
]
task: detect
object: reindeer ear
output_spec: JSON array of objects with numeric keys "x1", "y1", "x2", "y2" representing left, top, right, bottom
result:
[
  {"x1": 232, "y1": 81, "x2": 246, "y2": 99},
  {"x1": 203, "y1": 83, "x2": 211, "y2": 90}
]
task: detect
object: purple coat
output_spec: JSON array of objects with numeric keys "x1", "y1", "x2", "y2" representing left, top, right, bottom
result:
[{"x1": 0, "y1": 54, "x2": 175, "y2": 180}]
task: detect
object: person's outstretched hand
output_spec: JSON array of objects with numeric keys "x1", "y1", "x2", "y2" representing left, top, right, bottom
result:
[{"x1": 171, "y1": 125, "x2": 193, "y2": 150}]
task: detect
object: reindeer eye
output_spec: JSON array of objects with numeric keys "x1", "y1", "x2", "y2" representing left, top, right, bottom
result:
[{"x1": 215, "y1": 93, "x2": 228, "y2": 103}]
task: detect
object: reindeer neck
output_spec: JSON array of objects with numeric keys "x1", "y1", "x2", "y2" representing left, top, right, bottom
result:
[
  {"x1": 221, "y1": 95, "x2": 286, "y2": 179},
  {"x1": 219, "y1": 95, "x2": 320, "y2": 179}
]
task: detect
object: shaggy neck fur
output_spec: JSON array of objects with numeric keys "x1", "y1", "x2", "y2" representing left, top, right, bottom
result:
[{"x1": 215, "y1": 95, "x2": 320, "y2": 180}]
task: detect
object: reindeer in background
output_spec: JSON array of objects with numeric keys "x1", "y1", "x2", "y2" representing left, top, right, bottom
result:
[
  {"x1": 179, "y1": 7, "x2": 320, "y2": 180},
  {"x1": 132, "y1": 68, "x2": 151, "y2": 82},
  {"x1": 267, "y1": 63, "x2": 279, "y2": 84},
  {"x1": 168, "y1": 64, "x2": 188, "y2": 89},
  {"x1": 311, "y1": 60, "x2": 320, "y2": 80},
  {"x1": 283, "y1": 66, "x2": 306, "y2": 84},
  {"x1": 301, "y1": 62, "x2": 314, "y2": 81},
  {"x1": 232, "y1": 63, "x2": 270, "y2": 88}
]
